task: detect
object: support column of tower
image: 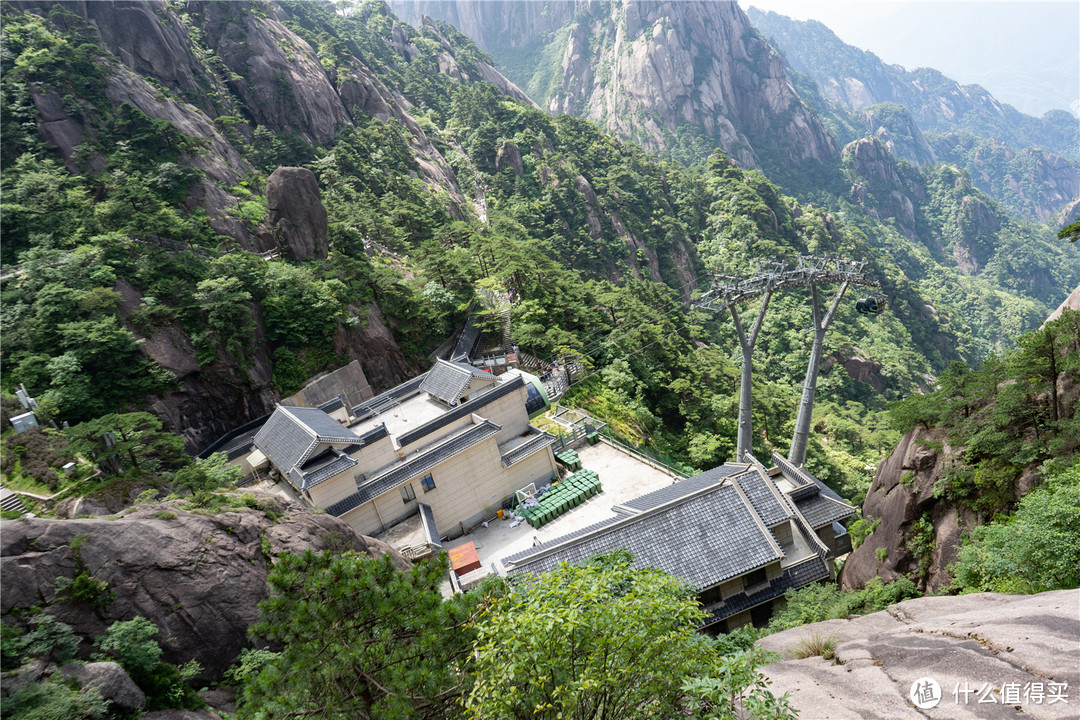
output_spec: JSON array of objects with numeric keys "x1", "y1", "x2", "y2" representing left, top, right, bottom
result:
[
  {"x1": 731, "y1": 292, "x2": 772, "y2": 462},
  {"x1": 789, "y1": 282, "x2": 851, "y2": 466}
]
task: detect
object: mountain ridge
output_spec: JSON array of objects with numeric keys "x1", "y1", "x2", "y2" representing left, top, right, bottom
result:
[{"x1": 747, "y1": 8, "x2": 1080, "y2": 223}]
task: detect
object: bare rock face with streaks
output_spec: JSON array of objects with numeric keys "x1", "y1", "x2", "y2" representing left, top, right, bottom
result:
[
  {"x1": 0, "y1": 494, "x2": 410, "y2": 684},
  {"x1": 265, "y1": 167, "x2": 329, "y2": 261},
  {"x1": 391, "y1": 0, "x2": 837, "y2": 173}
]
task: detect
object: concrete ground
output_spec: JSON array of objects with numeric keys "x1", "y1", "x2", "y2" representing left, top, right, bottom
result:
[{"x1": 428, "y1": 441, "x2": 682, "y2": 577}]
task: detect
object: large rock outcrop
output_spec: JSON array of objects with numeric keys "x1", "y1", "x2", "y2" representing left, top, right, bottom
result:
[
  {"x1": 0, "y1": 494, "x2": 409, "y2": 684},
  {"x1": 58, "y1": 662, "x2": 146, "y2": 714},
  {"x1": 758, "y1": 589, "x2": 1080, "y2": 720},
  {"x1": 842, "y1": 136, "x2": 919, "y2": 237},
  {"x1": 265, "y1": 167, "x2": 329, "y2": 261},
  {"x1": 391, "y1": 0, "x2": 838, "y2": 174},
  {"x1": 838, "y1": 426, "x2": 972, "y2": 593}
]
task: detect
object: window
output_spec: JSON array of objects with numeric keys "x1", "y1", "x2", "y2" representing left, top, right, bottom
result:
[
  {"x1": 400, "y1": 484, "x2": 416, "y2": 503},
  {"x1": 420, "y1": 474, "x2": 436, "y2": 493},
  {"x1": 743, "y1": 567, "x2": 768, "y2": 590}
]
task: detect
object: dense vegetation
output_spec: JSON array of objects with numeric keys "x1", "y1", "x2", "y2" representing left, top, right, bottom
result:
[
  {"x1": 1, "y1": 2, "x2": 1078, "y2": 716},
  {"x1": 232, "y1": 548, "x2": 796, "y2": 720},
  {"x1": 1, "y1": 0, "x2": 1077, "y2": 513}
]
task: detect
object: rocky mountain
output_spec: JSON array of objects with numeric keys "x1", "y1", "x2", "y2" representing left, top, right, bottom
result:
[
  {"x1": 758, "y1": 589, "x2": 1080, "y2": 720},
  {"x1": 747, "y1": 8, "x2": 1080, "y2": 223},
  {"x1": 389, "y1": 0, "x2": 838, "y2": 182},
  {"x1": 0, "y1": 493, "x2": 409, "y2": 684}
]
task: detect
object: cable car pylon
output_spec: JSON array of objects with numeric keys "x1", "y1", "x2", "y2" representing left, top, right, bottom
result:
[{"x1": 694, "y1": 255, "x2": 883, "y2": 464}]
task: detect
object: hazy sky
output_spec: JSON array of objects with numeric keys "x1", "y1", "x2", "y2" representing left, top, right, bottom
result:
[{"x1": 739, "y1": 1, "x2": 1080, "y2": 118}]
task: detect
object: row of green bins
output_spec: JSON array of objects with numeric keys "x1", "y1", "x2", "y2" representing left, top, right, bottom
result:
[
  {"x1": 586, "y1": 432, "x2": 600, "y2": 445},
  {"x1": 555, "y1": 449, "x2": 581, "y2": 472},
  {"x1": 522, "y1": 469, "x2": 599, "y2": 527}
]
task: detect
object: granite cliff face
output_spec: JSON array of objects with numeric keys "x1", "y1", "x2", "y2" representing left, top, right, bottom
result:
[
  {"x1": 12, "y1": 0, "x2": 492, "y2": 242},
  {"x1": 837, "y1": 426, "x2": 973, "y2": 594},
  {"x1": 391, "y1": 0, "x2": 838, "y2": 176},
  {"x1": 0, "y1": 494, "x2": 409, "y2": 684}
]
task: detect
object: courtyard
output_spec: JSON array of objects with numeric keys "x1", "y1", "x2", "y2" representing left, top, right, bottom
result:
[{"x1": 376, "y1": 439, "x2": 684, "y2": 582}]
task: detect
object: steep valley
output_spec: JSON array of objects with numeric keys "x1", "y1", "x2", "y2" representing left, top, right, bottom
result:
[{"x1": 1, "y1": 1, "x2": 1079, "y2": 717}]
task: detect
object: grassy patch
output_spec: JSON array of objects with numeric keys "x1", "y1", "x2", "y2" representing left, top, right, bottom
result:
[{"x1": 790, "y1": 633, "x2": 838, "y2": 660}]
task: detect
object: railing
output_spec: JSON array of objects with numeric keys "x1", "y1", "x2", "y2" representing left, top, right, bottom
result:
[{"x1": 597, "y1": 433, "x2": 688, "y2": 479}]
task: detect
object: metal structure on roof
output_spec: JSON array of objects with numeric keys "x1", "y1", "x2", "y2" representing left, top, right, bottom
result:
[{"x1": 694, "y1": 255, "x2": 882, "y2": 465}]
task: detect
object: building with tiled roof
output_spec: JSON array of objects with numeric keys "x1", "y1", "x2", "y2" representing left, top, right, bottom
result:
[
  {"x1": 502, "y1": 454, "x2": 855, "y2": 632},
  {"x1": 251, "y1": 362, "x2": 558, "y2": 539}
]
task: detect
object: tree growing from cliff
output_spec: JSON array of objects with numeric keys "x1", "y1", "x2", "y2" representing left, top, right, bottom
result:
[
  {"x1": 66, "y1": 412, "x2": 187, "y2": 476},
  {"x1": 240, "y1": 550, "x2": 479, "y2": 720}
]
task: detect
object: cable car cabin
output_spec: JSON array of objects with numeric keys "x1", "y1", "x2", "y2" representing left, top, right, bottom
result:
[{"x1": 856, "y1": 295, "x2": 886, "y2": 315}]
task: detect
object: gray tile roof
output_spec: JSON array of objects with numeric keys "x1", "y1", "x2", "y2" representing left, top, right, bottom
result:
[
  {"x1": 735, "y1": 469, "x2": 790, "y2": 526},
  {"x1": 254, "y1": 406, "x2": 361, "y2": 475},
  {"x1": 419, "y1": 502, "x2": 441, "y2": 546},
  {"x1": 771, "y1": 452, "x2": 846, "y2": 499},
  {"x1": 317, "y1": 395, "x2": 345, "y2": 413},
  {"x1": 768, "y1": 451, "x2": 854, "y2": 527},
  {"x1": 298, "y1": 454, "x2": 358, "y2": 490},
  {"x1": 702, "y1": 556, "x2": 830, "y2": 624},
  {"x1": 397, "y1": 375, "x2": 524, "y2": 448},
  {"x1": 451, "y1": 318, "x2": 481, "y2": 362},
  {"x1": 500, "y1": 430, "x2": 557, "y2": 467},
  {"x1": 419, "y1": 359, "x2": 494, "y2": 405},
  {"x1": 325, "y1": 420, "x2": 502, "y2": 517},
  {"x1": 351, "y1": 374, "x2": 427, "y2": 418},
  {"x1": 504, "y1": 483, "x2": 783, "y2": 590},
  {"x1": 795, "y1": 493, "x2": 856, "y2": 529},
  {"x1": 356, "y1": 424, "x2": 389, "y2": 445},
  {"x1": 615, "y1": 463, "x2": 745, "y2": 514}
]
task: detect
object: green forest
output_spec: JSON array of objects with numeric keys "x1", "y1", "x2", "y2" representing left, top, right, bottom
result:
[{"x1": 1, "y1": 1, "x2": 1078, "y2": 718}]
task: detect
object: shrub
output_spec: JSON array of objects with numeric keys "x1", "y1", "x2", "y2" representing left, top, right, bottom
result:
[
  {"x1": 21, "y1": 613, "x2": 81, "y2": 664},
  {"x1": 0, "y1": 427, "x2": 70, "y2": 491},
  {"x1": 950, "y1": 461, "x2": 1080, "y2": 593},
  {"x1": 95, "y1": 616, "x2": 162, "y2": 676},
  {"x1": 2, "y1": 623, "x2": 25, "y2": 670},
  {"x1": 2, "y1": 675, "x2": 108, "y2": 720},
  {"x1": 766, "y1": 578, "x2": 920, "y2": 633},
  {"x1": 54, "y1": 535, "x2": 114, "y2": 611}
]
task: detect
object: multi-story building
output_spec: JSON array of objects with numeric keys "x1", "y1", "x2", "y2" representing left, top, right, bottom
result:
[
  {"x1": 250, "y1": 360, "x2": 558, "y2": 538},
  {"x1": 501, "y1": 452, "x2": 855, "y2": 632}
]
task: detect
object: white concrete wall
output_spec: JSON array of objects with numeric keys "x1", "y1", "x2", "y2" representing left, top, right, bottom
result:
[
  {"x1": 352, "y1": 435, "x2": 398, "y2": 475},
  {"x1": 306, "y1": 472, "x2": 357, "y2": 508},
  {"x1": 340, "y1": 501, "x2": 382, "y2": 537},
  {"x1": 479, "y1": 387, "x2": 531, "y2": 443}
]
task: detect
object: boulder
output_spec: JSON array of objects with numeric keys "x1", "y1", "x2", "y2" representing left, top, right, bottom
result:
[
  {"x1": 758, "y1": 589, "x2": 1079, "y2": 720},
  {"x1": 265, "y1": 167, "x2": 329, "y2": 261},
  {"x1": 198, "y1": 687, "x2": 236, "y2": 716},
  {"x1": 58, "y1": 662, "x2": 145, "y2": 714},
  {"x1": 837, "y1": 426, "x2": 971, "y2": 593},
  {"x1": 52, "y1": 496, "x2": 113, "y2": 519},
  {"x1": 1, "y1": 495, "x2": 407, "y2": 684},
  {"x1": 495, "y1": 141, "x2": 523, "y2": 176},
  {"x1": 143, "y1": 711, "x2": 222, "y2": 720}
]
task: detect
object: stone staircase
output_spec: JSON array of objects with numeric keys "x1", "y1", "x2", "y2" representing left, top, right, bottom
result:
[{"x1": 0, "y1": 487, "x2": 30, "y2": 517}]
